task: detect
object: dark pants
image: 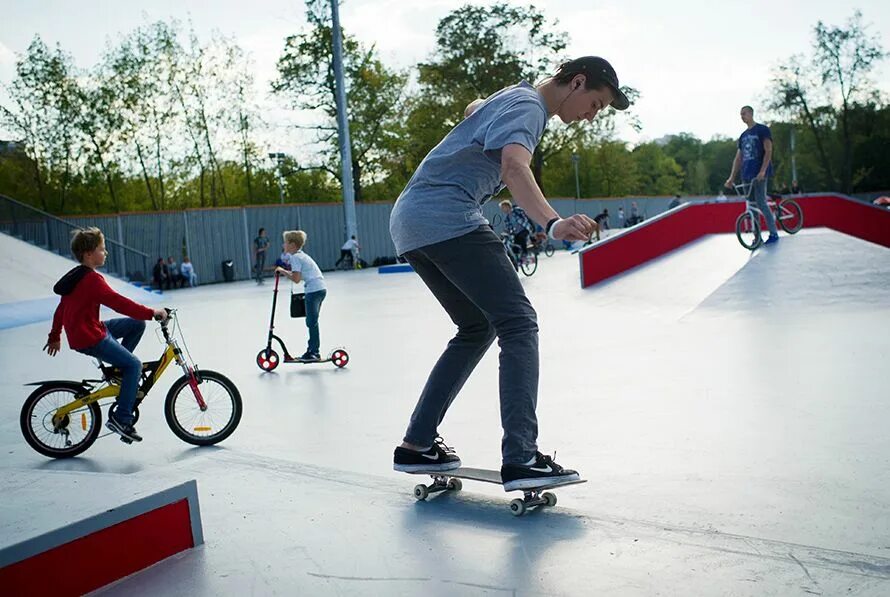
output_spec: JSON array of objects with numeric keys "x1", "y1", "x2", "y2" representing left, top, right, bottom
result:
[
  {"x1": 335, "y1": 250, "x2": 353, "y2": 267},
  {"x1": 255, "y1": 252, "x2": 266, "y2": 282},
  {"x1": 402, "y1": 225, "x2": 539, "y2": 465},
  {"x1": 77, "y1": 318, "x2": 146, "y2": 426}
]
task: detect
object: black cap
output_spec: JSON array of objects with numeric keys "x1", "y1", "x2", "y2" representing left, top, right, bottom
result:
[{"x1": 555, "y1": 56, "x2": 630, "y2": 111}]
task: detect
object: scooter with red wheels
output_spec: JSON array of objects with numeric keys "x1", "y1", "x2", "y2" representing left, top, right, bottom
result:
[{"x1": 255, "y1": 273, "x2": 349, "y2": 371}]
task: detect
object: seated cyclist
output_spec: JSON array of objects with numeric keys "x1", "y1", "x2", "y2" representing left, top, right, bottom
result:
[
  {"x1": 499, "y1": 199, "x2": 534, "y2": 266},
  {"x1": 45, "y1": 227, "x2": 166, "y2": 444}
]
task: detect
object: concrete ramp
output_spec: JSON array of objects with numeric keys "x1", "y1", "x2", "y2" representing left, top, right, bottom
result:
[
  {"x1": 0, "y1": 233, "x2": 160, "y2": 329},
  {"x1": 695, "y1": 230, "x2": 890, "y2": 313}
]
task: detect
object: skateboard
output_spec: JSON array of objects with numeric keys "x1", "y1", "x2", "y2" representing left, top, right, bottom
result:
[{"x1": 407, "y1": 467, "x2": 587, "y2": 516}]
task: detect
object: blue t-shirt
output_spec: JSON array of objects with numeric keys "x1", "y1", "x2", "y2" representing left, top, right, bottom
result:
[
  {"x1": 390, "y1": 81, "x2": 548, "y2": 255},
  {"x1": 738, "y1": 124, "x2": 773, "y2": 181}
]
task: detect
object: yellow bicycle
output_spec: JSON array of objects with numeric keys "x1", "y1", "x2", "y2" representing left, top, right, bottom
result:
[{"x1": 20, "y1": 309, "x2": 242, "y2": 458}]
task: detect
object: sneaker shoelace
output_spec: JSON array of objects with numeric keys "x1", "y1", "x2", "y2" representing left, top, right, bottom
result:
[
  {"x1": 434, "y1": 436, "x2": 456, "y2": 455},
  {"x1": 537, "y1": 452, "x2": 564, "y2": 473}
]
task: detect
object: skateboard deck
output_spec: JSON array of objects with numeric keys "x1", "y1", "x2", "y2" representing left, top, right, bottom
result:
[{"x1": 406, "y1": 467, "x2": 587, "y2": 516}]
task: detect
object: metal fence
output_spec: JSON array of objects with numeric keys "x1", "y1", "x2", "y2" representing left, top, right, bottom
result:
[
  {"x1": 0, "y1": 194, "x2": 150, "y2": 281},
  {"x1": 2, "y1": 194, "x2": 703, "y2": 285}
]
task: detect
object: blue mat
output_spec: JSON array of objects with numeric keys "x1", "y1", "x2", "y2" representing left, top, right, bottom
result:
[
  {"x1": 0, "y1": 297, "x2": 57, "y2": 330},
  {"x1": 378, "y1": 264, "x2": 414, "y2": 274}
]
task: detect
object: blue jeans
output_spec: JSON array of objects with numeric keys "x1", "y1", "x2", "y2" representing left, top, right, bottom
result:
[
  {"x1": 746, "y1": 177, "x2": 778, "y2": 236},
  {"x1": 77, "y1": 318, "x2": 146, "y2": 426},
  {"x1": 305, "y1": 289, "x2": 326, "y2": 354},
  {"x1": 402, "y1": 225, "x2": 539, "y2": 465}
]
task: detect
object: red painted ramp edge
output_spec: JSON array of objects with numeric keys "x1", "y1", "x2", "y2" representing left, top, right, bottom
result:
[
  {"x1": 0, "y1": 480, "x2": 202, "y2": 597},
  {"x1": 579, "y1": 194, "x2": 890, "y2": 288}
]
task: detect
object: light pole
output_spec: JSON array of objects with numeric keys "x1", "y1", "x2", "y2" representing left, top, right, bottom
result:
[
  {"x1": 268, "y1": 152, "x2": 286, "y2": 204},
  {"x1": 790, "y1": 127, "x2": 798, "y2": 184},
  {"x1": 330, "y1": 0, "x2": 358, "y2": 242},
  {"x1": 571, "y1": 153, "x2": 581, "y2": 214}
]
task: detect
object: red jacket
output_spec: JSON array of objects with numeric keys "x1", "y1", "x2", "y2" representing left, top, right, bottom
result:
[{"x1": 48, "y1": 266, "x2": 155, "y2": 350}]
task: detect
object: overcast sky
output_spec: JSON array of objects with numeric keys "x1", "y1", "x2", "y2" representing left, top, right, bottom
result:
[{"x1": 1, "y1": 0, "x2": 888, "y2": 155}]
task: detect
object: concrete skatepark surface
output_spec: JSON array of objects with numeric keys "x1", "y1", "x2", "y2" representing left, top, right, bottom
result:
[{"x1": 1, "y1": 229, "x2": 888, "y2": 595}]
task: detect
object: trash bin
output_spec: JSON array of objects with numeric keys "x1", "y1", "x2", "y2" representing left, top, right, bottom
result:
[{"x1": 222, "y1": 260, "x2": 235, "y2": 282}]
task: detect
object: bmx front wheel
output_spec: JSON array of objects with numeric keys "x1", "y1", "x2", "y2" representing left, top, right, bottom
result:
[
  {"x1": 777, "y1": 199, "x2": 803, "y2": 234},
  {"x1": 520, "y1": 253, "x2": 538, "y2": 276},
  {"x1": 165, "y1": 370, "x2": 242, "y2": 446},
  {"x1": 20, "y1": 383, "x2": 101, "y2": 458},
  {"x1": 735, "y1": 212, "x2": 763, "y2": 250},
  {"x1": 256, "y1": 348, "x2": 280, "y2": 372}
]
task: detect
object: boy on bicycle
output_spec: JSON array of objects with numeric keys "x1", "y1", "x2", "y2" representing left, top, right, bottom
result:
[{"x1": 45, "y1": 227, "x2": 167, "y2": 443}]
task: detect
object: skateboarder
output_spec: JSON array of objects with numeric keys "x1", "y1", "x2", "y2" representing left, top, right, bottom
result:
[{"x1": 390, "y1": 56, "x2": 629, "y2": 490}]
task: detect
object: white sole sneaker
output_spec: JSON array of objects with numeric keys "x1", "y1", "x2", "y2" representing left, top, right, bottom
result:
[
  {"x1": 502, "y1": 473, "x2": 580, "y2": 492},
  {"x1": 393, "y1": 461, "x2": 462, "y2": 473}
]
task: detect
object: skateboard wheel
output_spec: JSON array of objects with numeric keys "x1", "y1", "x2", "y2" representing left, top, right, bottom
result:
[
  {"x1": 256, "y1": 348, "x2": 280, "y2": 372},
  {"x1": 413, "y1": 484, "x2": 429, "y2": 501},
  {"x1": 330, "y1": 349, "x2": 349, "y2": 368},
  {"x1": 509, "y1": 498, "x2": 526, "y2": 516},
  {"x1": 543, "y1": 492, "x2": 557, "y2": 507},
  {"x1": 446, "y1": 478, "x2": 462, "y2": 491}
]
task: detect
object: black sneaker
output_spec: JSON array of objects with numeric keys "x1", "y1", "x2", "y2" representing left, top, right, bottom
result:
[
  {"x1": 298, "y1": 351, "x2": 321, "y2": 362},
  {"x1": 106, "y1": 414, "x2": 143, "y2": 443},
  {"x1": 393, "y1": 436, "x2": 461, "y2": 472},
  {"x1": 501, "y1": 452, "x2": 580, "y2": 491}
]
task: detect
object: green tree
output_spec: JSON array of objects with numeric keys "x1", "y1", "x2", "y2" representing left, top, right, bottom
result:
[
  {"x1": 770, "y1": 10, "x2": 886, "y2": 192},
  {"x1": 273, "y1": 0, "x2": 407, "y2": 202}
]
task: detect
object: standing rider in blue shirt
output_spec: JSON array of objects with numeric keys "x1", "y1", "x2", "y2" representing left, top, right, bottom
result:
[{"x1": 725, "y1": 105, "x2": 778, "y2": 244}]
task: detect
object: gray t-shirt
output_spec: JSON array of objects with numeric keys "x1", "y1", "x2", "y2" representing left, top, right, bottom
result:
[{"x1": 390, "y1": 81, "x2": 548, "y2": 255}]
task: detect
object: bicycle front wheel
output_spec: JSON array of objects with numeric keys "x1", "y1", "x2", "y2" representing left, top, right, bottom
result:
[
  {"x1": 735, "y1": 212, "x2": 763, "y2": 250},
  {"x1": 520, "y1": 252, "x2": 538, "y2": 276},
  {"x1": 20, "y1": 383, "x2": 102, "y2": 458},
  {"x1": 165, "y1": 370, "x2": 242, "y2": 446},
  {"x1": 777, "y1": 199, "x2": 803, "y2": 234}
]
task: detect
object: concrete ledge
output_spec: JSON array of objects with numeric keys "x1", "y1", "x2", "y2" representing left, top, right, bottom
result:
[{"x1": 0, "y1": 479, "x2": 202, "y2": 596}]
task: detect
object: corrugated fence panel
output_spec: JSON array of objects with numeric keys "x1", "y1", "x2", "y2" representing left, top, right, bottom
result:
[
  {"x1": 356, "y1": 203, "x2": 397, "y2": 263},
  {"x1": 185, "y1": 208, "x2": 250, "y2": 284},
  {"x1": 46, "y1": 195, "x2": 688, "y2": 284},
  {"x1": 296, "y1": 204, "x2": 345, "y2": 271}
]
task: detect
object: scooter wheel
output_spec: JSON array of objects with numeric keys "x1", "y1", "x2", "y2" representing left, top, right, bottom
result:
[
  {"x1": 256, "y1": 348, "x2": 280, "y2": 372},
  {"x1": 330, "y1": 349, "x2": 349, "y2": 368}
]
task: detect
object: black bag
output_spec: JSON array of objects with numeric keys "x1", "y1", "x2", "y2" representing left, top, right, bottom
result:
[{"x1": 290, "y1": 292, "x2": 306, "y2": 318}]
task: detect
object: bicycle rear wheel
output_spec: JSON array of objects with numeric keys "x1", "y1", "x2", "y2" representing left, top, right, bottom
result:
[
  {"x1": 544, "y1": 243, "x2": 555, "y2": 257},
  {"x1": 735, "y1": 212, "x2": 763, "y2": 250},
  {"x1": 20, "y1": 383, "x2": 101, "y2": 458},
  {"x1": 777, "y1": 199, "x2": 803, "y2": 233},
  {"x1": 165, "y1": 370, "x2": 242, "y2": 446}
]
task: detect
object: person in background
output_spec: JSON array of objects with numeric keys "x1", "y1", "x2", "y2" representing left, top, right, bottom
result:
[
  {"x1": 791, "y1": 180, "x2": 803, "y2": 194},
  {"x1": 725, "y1": 105, "x2": 778, "y2": 244},
  {"x1": 180, "y1": 257, "x2": 197, "y2": 287},
  {"x1": 166, "y1": 256, "x2": 183, "y2": 288},
  {"x1": 152, "y1": 258, "x2": 169, "y2": 290},
  {"x1": 254, "y1": 228, "x2": 270, "y2": 284}
]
